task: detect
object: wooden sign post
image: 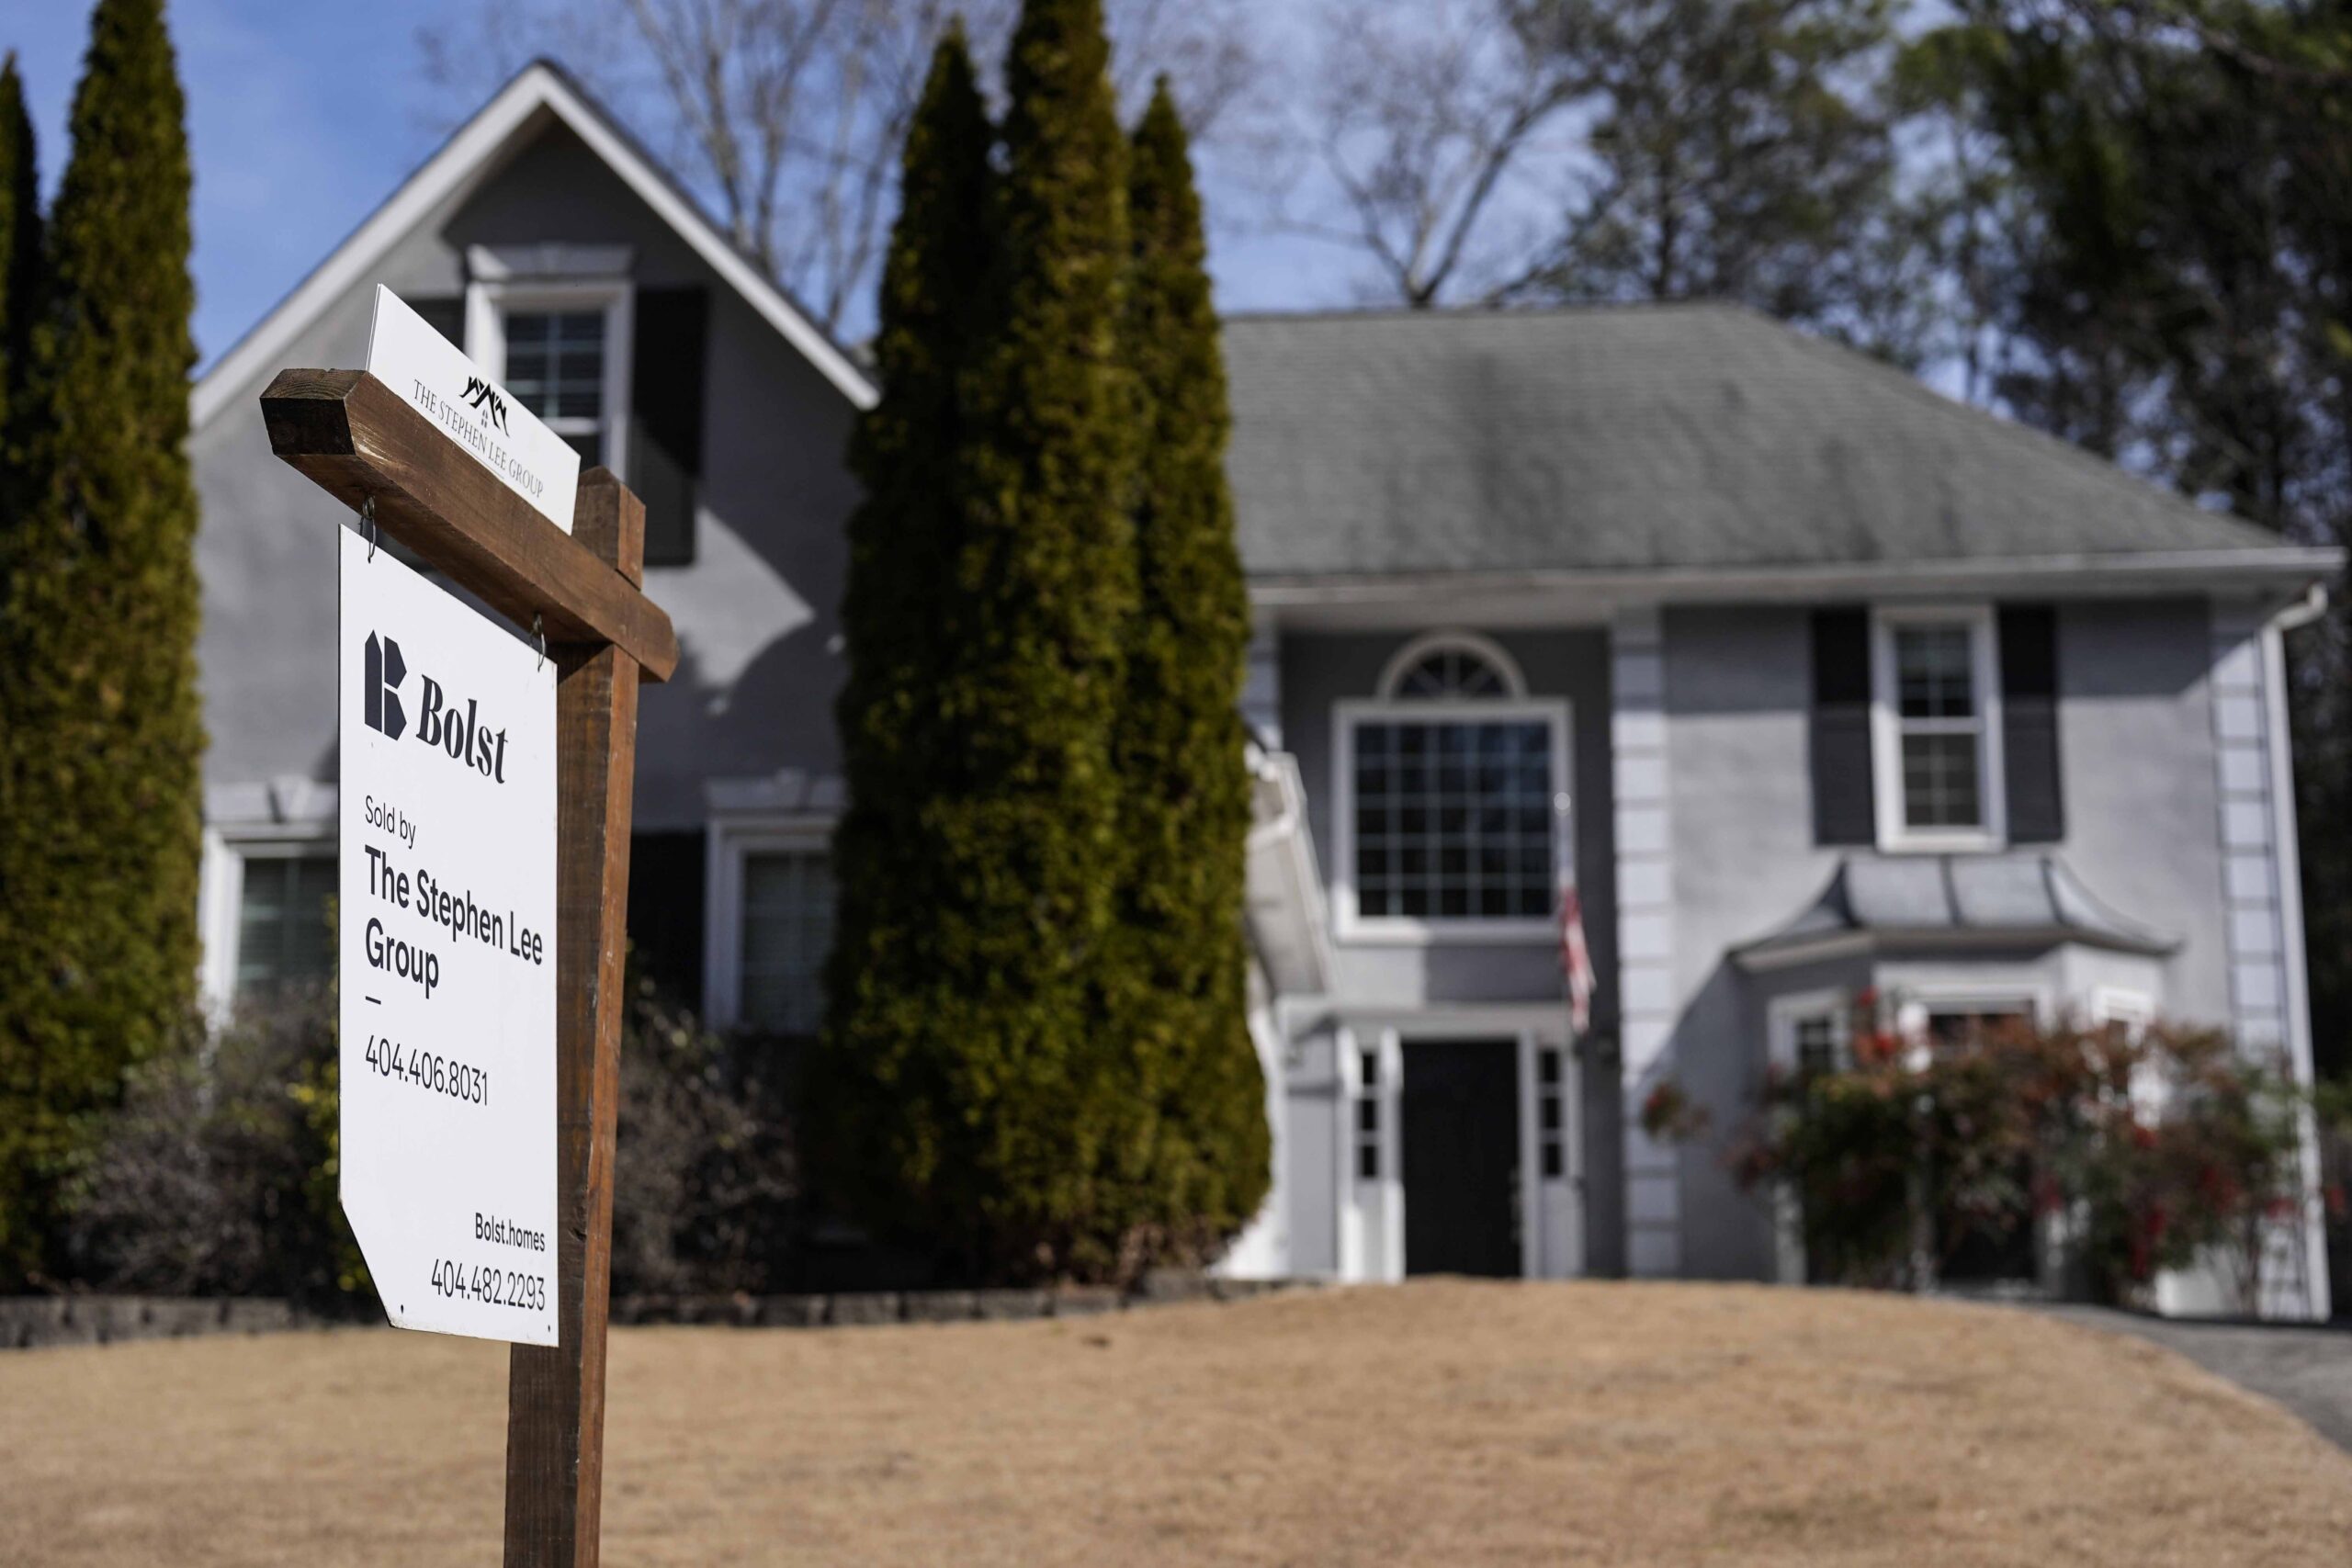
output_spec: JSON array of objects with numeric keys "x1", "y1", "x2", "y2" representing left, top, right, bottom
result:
[{"x1": 261, "y1": 366, "x2": 678, "y2": 1568}]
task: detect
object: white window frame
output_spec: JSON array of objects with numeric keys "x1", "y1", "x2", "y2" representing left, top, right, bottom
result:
[
  {"x1": 1335, "y1": 1025, "x2": 1404, "y2": 1283},
  {"x1": 1896, "y1": 989, "x2": 2043, "y2": 1050},
  {"x1": 1335, "y1": 637, "x2": 1570, "y2": 943},
  {"x1": 467, "y1": 277, "x2": 634, "y2": 486},
  {"x1": 1768, "y1": 989, "x2": 1851, "y2": 1077},
  {"x1": 198, "y1": 827, "x2": 335, "y2": 1020},
  {"x1": 702, "y1": 816, "x2": 834, "y2": 1031},
  {"x1": 1375, "y1": 629, "x2": 1530, "y2": 701},
  {"x1": 1871, "y1": 604, "x2": 2006, "y2": 853},
  {"x1": 2091, "y1": 987, "x2": 2154, "y2": 1037},
  {"x1": 1764, "y1": 991, "x2": 1851, "y2": 1287}
]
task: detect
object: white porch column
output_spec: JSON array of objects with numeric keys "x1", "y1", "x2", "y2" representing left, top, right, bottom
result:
[
  {"x1": 1612, "y1": 607, "x2": 1680, "y2": 1277},
  {"x1": 2199, "y1": 601, "x2": 2330, "y2": 1321}
]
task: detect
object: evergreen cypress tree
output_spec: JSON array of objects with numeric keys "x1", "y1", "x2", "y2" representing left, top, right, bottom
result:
[
  {"x1": 813, "y1": 26, "x2": 1000, "y2": 1256},
  {"x1": 0, "y1": 0, "x2": 202, "y2": 1282},
  {"x1": 0, "y1": 52, "x2": 40, "y2": 410},
  {"x1": 819, "y1": 0, "x2": 1136, "y2": 1281},
  {"x1": 1110, "y1": 81, "x2": 1268, "y2": 1258}
]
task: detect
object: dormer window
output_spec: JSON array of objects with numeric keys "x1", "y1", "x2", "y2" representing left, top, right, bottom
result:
[{"x1": 1336, "y1": 633, "x2": 1569, "y2": 942}]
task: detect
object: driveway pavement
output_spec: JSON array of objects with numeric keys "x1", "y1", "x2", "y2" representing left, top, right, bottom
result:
[{"x1": 2036, "y1": 1303, "x2": 2352, "y2": 1454}]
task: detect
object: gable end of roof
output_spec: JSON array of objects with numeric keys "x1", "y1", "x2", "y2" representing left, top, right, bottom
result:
[{"x1": 190, "y1": 59, "x2": 876, "y2": 431}]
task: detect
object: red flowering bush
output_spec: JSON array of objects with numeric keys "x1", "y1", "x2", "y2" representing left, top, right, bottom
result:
[{"x1": 1712, "y1": 1005, "x2": 2312, "y2": 1303}]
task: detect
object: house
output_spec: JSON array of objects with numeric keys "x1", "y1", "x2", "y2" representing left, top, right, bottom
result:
[{"x1": 187, "y1": 62, "x2": 2339, "y2": 1317}]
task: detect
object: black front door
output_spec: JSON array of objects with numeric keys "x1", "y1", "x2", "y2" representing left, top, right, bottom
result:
[{"x1": 1400, "y1": 1038, "x2": 1521, "y2": 1277}]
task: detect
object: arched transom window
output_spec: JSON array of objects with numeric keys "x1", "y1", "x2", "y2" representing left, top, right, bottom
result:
[
  {"x1": 1378, "y1": 634, "x2": 1525, "y2": 700},
  {"x1": 1343, "y1": 633, "x2": 1566, "y2": 932}
]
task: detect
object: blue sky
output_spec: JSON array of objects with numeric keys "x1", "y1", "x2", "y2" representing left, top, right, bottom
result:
[{"x1": 6, "y1": 2, "x2": 1355, "y2": 372}]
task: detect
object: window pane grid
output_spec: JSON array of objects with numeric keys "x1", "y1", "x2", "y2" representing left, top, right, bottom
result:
[
  {"x1": 1355, "y1": 1047, "x2": 1382, "y2": 1181},
  {"x1": 1396, "y1": 648, "x2": 1509, "y2": 698},
  {"x1": 740, "y1": 850, "x2": 833, "y2": 1034},
  {"x1": 1354, "y1": 717, "x2": 1554, "y2": 920},
  {"x1": 503, "y1": 310, "x2": 605, "y2": 424},
  {"x1": 1793, "y1": 1016, "x2": 1840, "y2": 1080},
  {"x1": 1892, "y1": 624, "x2": 1984, "y2": 830},
  {"x1": 236, "y1": 853, "x2": 334, "y2": 997}
]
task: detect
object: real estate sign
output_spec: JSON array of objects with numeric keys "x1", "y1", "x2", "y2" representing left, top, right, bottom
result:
[
  {"x1": 338, "y1": 525, "x2": 560, "y2": 1344},
  {"x1": 366, "y1": 285, "x2": 582, "y2": 536}
]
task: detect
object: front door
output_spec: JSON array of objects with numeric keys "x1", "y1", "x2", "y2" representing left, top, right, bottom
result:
[{"x1": 1400, "y1": 1038, "x2": 1521, "y2": 1277}]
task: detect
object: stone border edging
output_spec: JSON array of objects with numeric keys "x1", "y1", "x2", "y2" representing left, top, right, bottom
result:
[
  {"x1": 0, "y1": 1295, "x2": 302, "y2": 1350},
  {"x1": 1, "y1": 1275, "x2": 1313, "y2": 1351},
  {"x1": 610, "y1": 1273, "x2": 1307, "y2": 1329}
]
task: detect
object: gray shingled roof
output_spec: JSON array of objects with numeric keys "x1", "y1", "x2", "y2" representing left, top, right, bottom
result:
[
  {"x1": 1734, "y1": 853, "x2": 2177, "y2": 968},
  {"x1": 1221, "y1": 304, "x2": 2295, "y2": 580}
]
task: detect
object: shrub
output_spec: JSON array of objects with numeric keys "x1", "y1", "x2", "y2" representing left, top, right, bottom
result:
[
  {"x1": 64, "y1": 984, "x2": 360, "y2": 1308},
  {"x1": 1712, "y1": 1001, "x2": 2312, "y2": 1304},
  {"x1": 613, "y1": 979, "x2": 797, "y2": 1297}
]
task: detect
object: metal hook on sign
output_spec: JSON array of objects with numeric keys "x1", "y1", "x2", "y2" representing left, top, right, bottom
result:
[
  {"x1": 533, "y1": 613, "x2": 547, "y2": 672},
  {"x1": 361, "y1": 494, "x2": 379, "y2": 561}
]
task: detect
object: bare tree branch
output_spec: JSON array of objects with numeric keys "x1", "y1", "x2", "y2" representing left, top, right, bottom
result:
[
  {"x1": 1267, "y1": 0, "x2": 1582, "y2": 307},
  {"x1": 418, "y1": 0, "x2": 1260, "y2": 336}
]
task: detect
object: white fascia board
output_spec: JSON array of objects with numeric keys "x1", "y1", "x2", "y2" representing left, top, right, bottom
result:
[
  {"x1": 191, "y1": 63, "x2": 875, "y2": 434},
  {"x1": 1248, "y1": 547, "x2": 2346, "y2": 626}
]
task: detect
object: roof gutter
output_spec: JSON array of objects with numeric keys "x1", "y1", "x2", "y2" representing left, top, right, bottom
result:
[
  {"x1": 2274, "y1": 581, "x2": 2331, "y2": 633},
  {"x1": 1250, "y1": 547, "x2": 2346, "y2": 614}
]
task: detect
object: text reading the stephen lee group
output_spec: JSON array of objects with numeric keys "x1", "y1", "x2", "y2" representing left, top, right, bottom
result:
[{"x1": 362, "y1": 841, "x2": 545, "y2": 1000}]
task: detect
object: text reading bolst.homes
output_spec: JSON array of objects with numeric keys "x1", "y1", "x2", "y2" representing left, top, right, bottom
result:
[{"x1": 362, "y1": 630, "x2": 514, "y2": 783}]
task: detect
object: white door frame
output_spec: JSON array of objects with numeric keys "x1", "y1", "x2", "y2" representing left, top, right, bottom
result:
[{"x1": 1335, "y1": 1008, "x2": 1581, "y2": 1282}]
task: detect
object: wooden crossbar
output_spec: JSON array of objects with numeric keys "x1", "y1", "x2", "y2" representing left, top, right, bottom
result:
[{"x1": 260, "y1": 368, "x2": 679, "y2": 682}]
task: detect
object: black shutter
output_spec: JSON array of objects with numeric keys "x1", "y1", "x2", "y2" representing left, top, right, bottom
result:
[
  {"x1": 1810, "y1": 608, "x2": 1876, "y2": 845},
  {"x1": 629, "y1": 288, "x2": 707, "y2": 567},
  {"x1": 408, "y1": 296, "x2": 465, "y2": 349},
  {"x1": 1999, "y1": 604, "x2": 2064, "y2": 843}
]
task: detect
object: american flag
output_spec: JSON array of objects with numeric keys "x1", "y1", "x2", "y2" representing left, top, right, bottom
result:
[
  {"x1": 1561, "y1": 884, "x2": 1596, "y2": 1038},
  {"x1": 1555, "y1": 795, "x2": 1595, "y2": 1036}
]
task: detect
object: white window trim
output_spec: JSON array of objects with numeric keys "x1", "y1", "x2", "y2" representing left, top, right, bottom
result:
[
  {"x1": 702, "y1": 813, "x2": 834, "y2": 1031},
  {"x1": 1870, "y1": 604, "x2": 2007, "y2": 853},
  {"x1": 1331, "y1": 694, "x2": 1574, "y2": 944},
  {"x1": 1376, "y1": 629, "x2": 1529, "y2": 700},
  {"x1": 2090, "y1": 987, "x2": 2154, "y2": 1035},
  {"x1": 1766, "y1": 990, "x2": 1853, "y2": 1285},
  {"x1": 198, "y1": 826, "x2": 335, "y2": 1021},
  {"x1": 1336, "y1": 1025, "x2": 1405, "y2": 1284},
  {"x1": 1767, "y1": 989, "x2": 1851, "y2": 1075},
  {"x1": 1894, "y1": 987, "x2": 2044, "y2": 1048},
  {"x1": 467, "y1": 276, "x2": 634, "y2": 486}
]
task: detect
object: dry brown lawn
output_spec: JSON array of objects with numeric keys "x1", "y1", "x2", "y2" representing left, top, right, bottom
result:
[{"x1": 4, "y1": 1280, "x2": 2349, "y2": 1565}]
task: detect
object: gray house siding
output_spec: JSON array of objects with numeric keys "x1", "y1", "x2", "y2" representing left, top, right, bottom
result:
[
  {"x1": 191, "y1": 117, "x2": 858, "y2": 831},
  {"x1": 1652, "y1": 598, "x2": 2240, "y2": 1280}
]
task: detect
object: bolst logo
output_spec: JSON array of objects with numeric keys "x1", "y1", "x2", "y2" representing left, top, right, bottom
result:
[
  {"x1": 364, "y1": 632, "x2": 408, "y2": 739},
  {"x1": 359, "y1": 629, "x2": 512, "y2": 784}
]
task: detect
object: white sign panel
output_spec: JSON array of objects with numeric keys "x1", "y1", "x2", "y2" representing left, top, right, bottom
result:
[
  {"x1": 365, "y1": 285, "x2": 582, "y2": 536},
  {"x1": 340, "y1": 525, "x2": 559, "y2": 1345}
]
